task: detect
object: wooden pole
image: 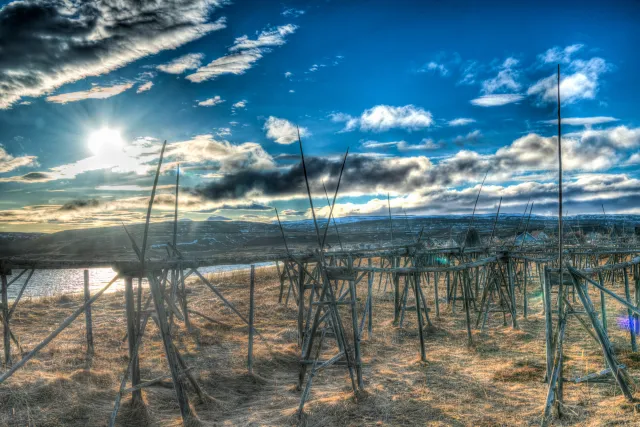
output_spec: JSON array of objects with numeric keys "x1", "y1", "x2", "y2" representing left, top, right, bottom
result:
[
  {"x1": 0, "y1": 274, "x2": 118, "y2": 385},
  {"x1": 124, "y1": 277, "x2": 143, "y2": 406},
  {"x1": 1, "y1": 272, "x2": 10, "y2": 367},
  {"x1": 623, "y1": 267, "x2": 637, "y2": 351},
  {"x1": 248, "y1": 265, "x2": 255, "y2": 374},
  {"x1": 83, "y1": 270, "x2": 94, "y2": 356},
  {"x1": 414, "y1": 272, "x2": 426, "y2": 361}
]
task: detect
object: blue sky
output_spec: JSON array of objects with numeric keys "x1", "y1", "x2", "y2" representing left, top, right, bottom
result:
[{"x1": 0, "y1": 0, "x2": 639, "y2": 232}]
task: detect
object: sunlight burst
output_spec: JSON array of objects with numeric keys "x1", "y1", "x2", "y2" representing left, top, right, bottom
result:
[{"x1": 88, "y1": 128, "x2": 123, "y2": 155}]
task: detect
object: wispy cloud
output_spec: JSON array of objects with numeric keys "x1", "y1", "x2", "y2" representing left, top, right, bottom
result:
[
  {"x1": 282, "y1": 8, "x2": 305, "y2": 17},
  {"x1": 481, "y1": 57, "x2": 521, "y2": 94},
  {"x1": 229, "y1": 24, "x2": 297, "y2": 51},
  {"x1": 157, "y1": 53, "x2": 205, "y2": 74},
  {"x1": 46, "y1": 83, "x2": 134, "y2": 104},
  {"x1": 197, "y1": 96, "x2": 225, "y2": 107},
  {"x1": 264, "y1": 117, "x2": 310, "y2": 144},
  {"x1": 537, "y1": 44, "x2": 584, "y2": 65},
  {"x1": 0, "y1": 146, "x2": 38, "y2": 173},
  {"x1": 136, "y1": 81, "x2": 153, "y2": 93},
  {"x1": 0, "y1": 1, "x2": 227, "y2": 109},
  {"x1": 448, "y1": 118, "x2": 476, "y2": 127},
  {"x1": 470, "y1": 94, "x2": 524, "y2": 107},
  {"x1": 543, "y1": 116, "x2": 618, "y2": 127},
  {"x1": 187, "y1": 24, "x2": 298, "y2": 82}
]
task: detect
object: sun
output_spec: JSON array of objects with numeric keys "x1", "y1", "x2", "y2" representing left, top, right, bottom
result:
[{"x1": 88, "y1": 128, "x2": 123, "y2": 155}]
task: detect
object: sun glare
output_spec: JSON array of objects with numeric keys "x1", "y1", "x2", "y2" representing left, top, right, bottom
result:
[{"x1": 88, "y1": 128, "x2": 123, "y2": 155}]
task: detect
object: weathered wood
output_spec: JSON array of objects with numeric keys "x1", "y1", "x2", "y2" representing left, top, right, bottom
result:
[
  {"x1": 414, "y1": 273, "x2": 426, "y2": 361},
  {"x1": 1, "y1": 273, "x2": 10, "y2": 367},
  {"x1": 623, "y1": 267, "x2": 637, "y2": 351},
  {"x1": 84, "y1": 270, "x2": 94, "y2": 356},
  {"x1": 124, "y1": 277, "x2": 143, "y2": 406},
  {"x1": 146, "y1": 272, "x2": 193, "y2": 423},
  {"x1": 248, "y1": 265, "x2": 255, "y2": 375},
  {"x1": 0, "y1": 274, "x2": 118, "y2": 385}
]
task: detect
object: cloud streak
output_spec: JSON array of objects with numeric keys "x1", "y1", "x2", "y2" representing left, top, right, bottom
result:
[{"x1": 0, "y1": 0, "x2": 228, "y2": 109}]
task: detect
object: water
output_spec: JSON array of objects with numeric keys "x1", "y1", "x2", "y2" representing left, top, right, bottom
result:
[{"x1": 4, "y1": 262, "x2": 275, "y2": 300}]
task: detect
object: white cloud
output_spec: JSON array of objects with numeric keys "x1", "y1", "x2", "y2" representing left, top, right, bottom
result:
[
  {"x1": 186, "y1": 49, "x2": 263, "y2": 82},
  {"x1": 264, "y1": 117, "x2": 310, "y2": 144},
  {"x1": 285, "y1": 71, "x2": 293, "y2": 78},
  {"x1": 423, "y1": 61, "x2": 448, "y2": 76},
  {"x1": 361, "y1": 139, "x2": 442, "y2": 151},
  {"x1": 448, "y1": 118, "x2": 476, "y2": 127},
  {"x1": 453, "y1": 130, "x2": 482, "y2": 145},
  {"x1": 136, "y1": 81, "x2": 153, "y2": 93},
  {"x1": 232, "y1": 100, "x2": 247, "y2": 109},
  {"x1": 46, "y1": 83, "x2": 134, "y2": 104},
  {"x1": 229, "y1": 24, "x2": 298, "y2": 51},
  {"x1": 165, "y1": 134, "x2": 275, "y2": 172},
  {"x1": 157, "y1": 53, "x2": 205, "y2": 74},
  {"x1": 470, "y1": 94, "x2": 524, "y2": 107},
  {"x1": 282, "y1": 8, "x2": 305, "y2": 17},
  {"x1": 528, "y1": 56, "x2": 610, "y2": 104},
  {"x1": 543, "y1": 116, "x2": 618, "y2": 127},
  {"x1": 0, "y1": 146, "x2": 38, "y2": 173},
  {"x1": 481, "y1": 57, "x2": 521, "y2": 94},
  {"x1": 538, "y1": 44, "x2": 584, "y2": 64},
  {"x1": 198, "y1": 96, "x2": 225, "y2": 107},
  {"x1": 335, "y1": 105, "x2": 434, "y2": 132},
  {"x1": 186, "y1": 24, "x2": 297, "y2": 83},
  {"x1": 0, "y1": 1, "x2": 227, "y2": 109}
]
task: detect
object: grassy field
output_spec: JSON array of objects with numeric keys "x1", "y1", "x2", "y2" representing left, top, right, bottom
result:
[{"x1": 1, "y1": 265, "x2": 640, "y2": 426}]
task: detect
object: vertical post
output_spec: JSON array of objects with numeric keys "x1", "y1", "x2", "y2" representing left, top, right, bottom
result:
[
  {"x1": 248, "y1": 265, "x2": 255, "y2": 374},
  {"x1": 180, "y1": 266, "x2": 191, "y2": 333},
  {"x1": 348, "y1": 256, "x2": 363, "y2": 389},
  {"x1": 83, "y1": 270, "x2": 94, "y2": 356},
  {"x1": 276, "y1": 261, "x2": 284, "y2": 303},
  {"x1": 1, "y1": 271, "x2": 10, "y2": 367},
  {"x1": 523, "y1": 260, "x2": 528, "y2": 318},
  {"x1": 543, "y1": 267, "x2": 553, "y2": 382},
  {"x1": 367, "y1": 258, "x2": 373, "y2": 337},
  {"x1": 393, "y1": 257, "x2": 400, "y2": 324},
  {"x1": 507, "y1": 257, "x2": 517, "y2": 328},
  {"x1": 297, "y1": 264, "x2": 305, "y2": 347},
  {"x1": 414, "y1": 272, "x2": 426, "y2": 361},
  {"x1": 598, "y1": 271, "x2": 607, "y2": 334},
  {"x1": 434, "y1": 272, "x2": 440, "y2": 317},
  {"x1": 124, "y1": 277, "x2": 142, "y2": 406},
  {"x1": 623, "y1": 268, "x2": 637, "y2": 351}
]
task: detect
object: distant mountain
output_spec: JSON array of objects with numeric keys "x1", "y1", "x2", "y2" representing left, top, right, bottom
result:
[{"x1": 206, "y1": 215, "x2": 231, "y2": 221}]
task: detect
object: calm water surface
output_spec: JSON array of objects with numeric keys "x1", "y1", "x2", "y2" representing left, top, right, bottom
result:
[{"x1": 5, "y1": 262, "x2": 275, "y2": 300}]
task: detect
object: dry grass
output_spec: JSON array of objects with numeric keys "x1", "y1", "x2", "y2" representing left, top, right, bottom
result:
[{"x1": 1, "y1": 263, "x2": 640, "y2": 426}]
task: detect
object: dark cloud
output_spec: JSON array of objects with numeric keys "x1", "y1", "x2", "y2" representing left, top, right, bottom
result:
[
  {"x1": 59, "y1": 198, "x2": 101, "y2": 211},
  {"x1": 191, "y1": 154, "x2": 432, "y2": 201},
  {"x1": 0, "y1": 0, "x2": 227, "y2": 108}
]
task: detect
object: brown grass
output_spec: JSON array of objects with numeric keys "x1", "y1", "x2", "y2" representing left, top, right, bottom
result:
[{"x1": 1, "y1": 263, "x2": 640, "y2": 426}]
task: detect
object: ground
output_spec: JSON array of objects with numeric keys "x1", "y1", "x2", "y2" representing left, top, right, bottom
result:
[{"x1": 1, "y1": 264, "x2": 640, "y2": 426}]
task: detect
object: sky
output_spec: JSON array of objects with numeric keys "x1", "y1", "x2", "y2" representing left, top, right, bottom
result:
[{"x1": 0, "y1": 0, "x2": 639, "y2": 233}]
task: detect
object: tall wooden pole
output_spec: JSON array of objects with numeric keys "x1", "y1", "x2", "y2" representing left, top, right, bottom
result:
[
  {"x1": 1, "y1": 272, "x2": 10, "y2": 367},
  {"x1": 248, "y1": 265, "x2": 255, "y2": 374},
  {"x1": 83, "y1": 270, "x2": 94, "y2": 356},
  {"x1": 125, "y1": 277, "x2": 142, "y2": 406}
]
